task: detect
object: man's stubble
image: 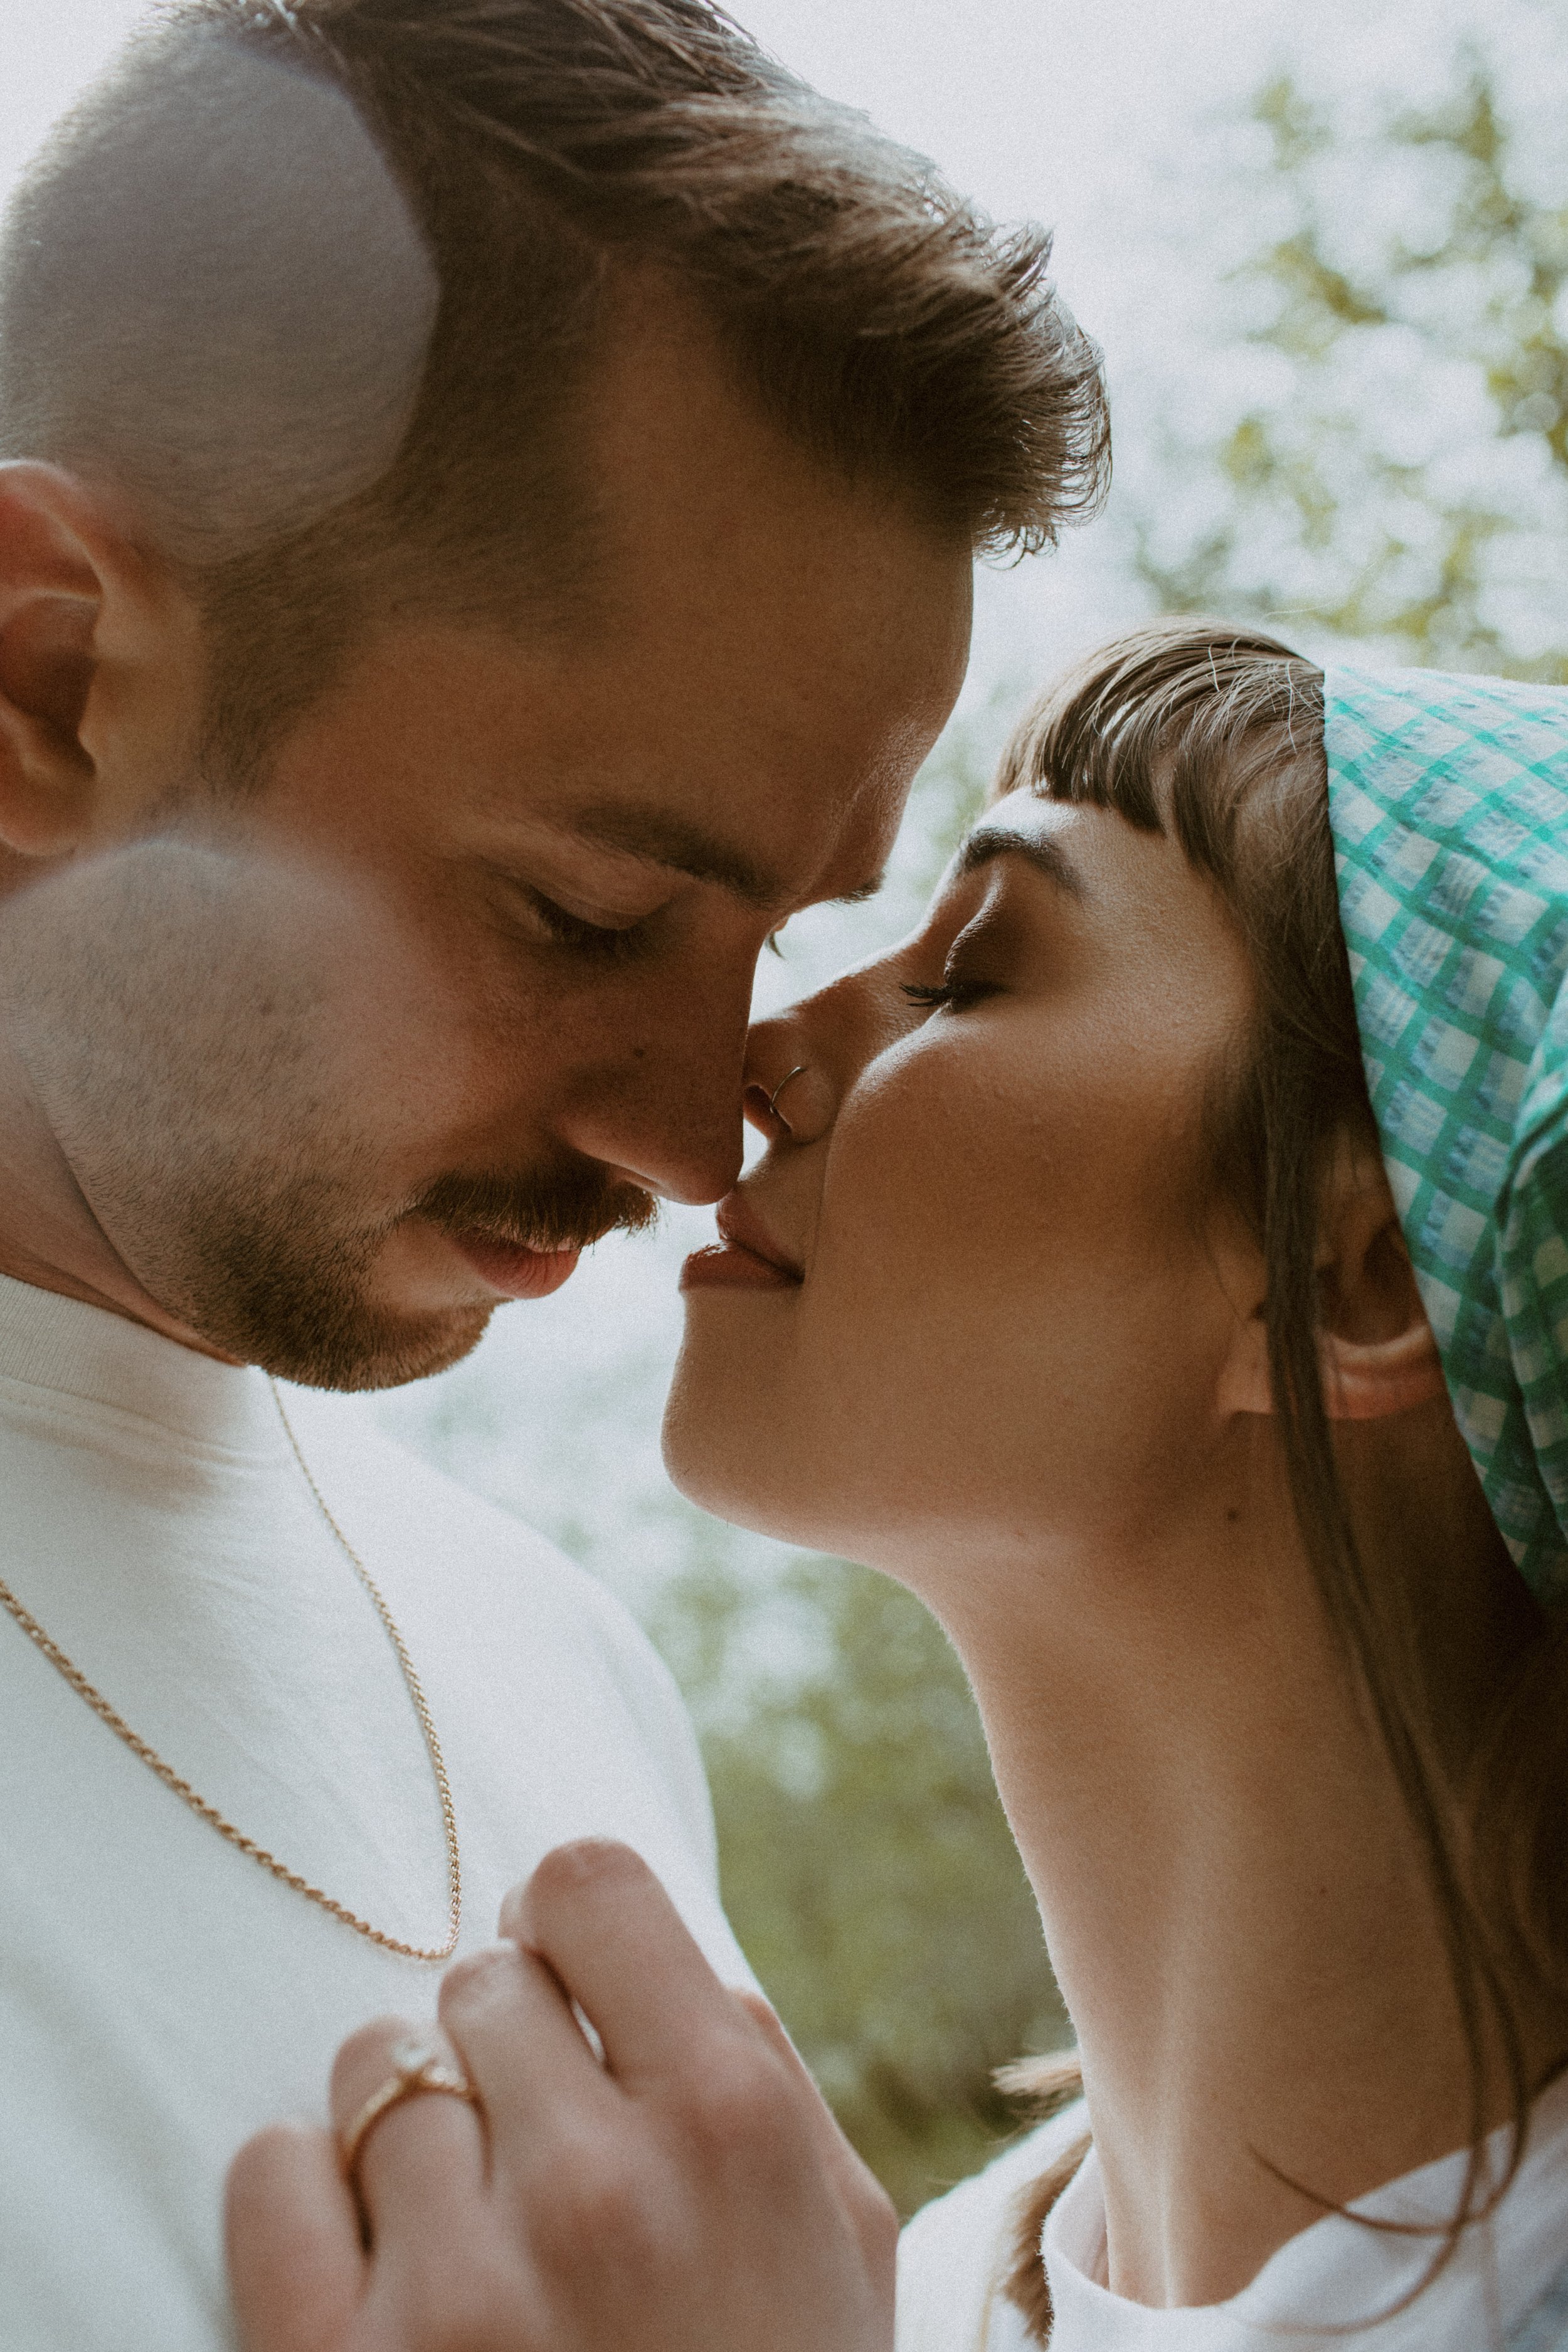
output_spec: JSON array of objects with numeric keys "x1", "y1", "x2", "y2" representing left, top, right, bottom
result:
[{"x1": 0, "y1": 832, "x2": 655, "y2": 1391}]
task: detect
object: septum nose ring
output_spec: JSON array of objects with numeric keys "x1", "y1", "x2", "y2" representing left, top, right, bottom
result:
[{"x1": 765, "y1": 1065, "x2": 808, "y2": 1130}]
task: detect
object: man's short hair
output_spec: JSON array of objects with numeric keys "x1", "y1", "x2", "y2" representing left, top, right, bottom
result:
[{"x1": 0, "y1": 0, "x2": 1110, "y2": 773}]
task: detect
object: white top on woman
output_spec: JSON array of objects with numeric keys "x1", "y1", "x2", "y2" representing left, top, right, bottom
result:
[{"x1": 898, "y1": 2068, "x2": 1568, "y2": 2352}]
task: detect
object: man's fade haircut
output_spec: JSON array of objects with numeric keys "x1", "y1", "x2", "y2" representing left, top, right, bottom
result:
[{"x1": 0, "y1": 0, "x2": 1110, "y2": 777}]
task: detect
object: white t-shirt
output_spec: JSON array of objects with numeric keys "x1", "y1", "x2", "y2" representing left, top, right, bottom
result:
[
  {"x1": 899, "y1": 2070, "x2": 1568, "y2": 2352},
  {"x1": 0, "y1": 1273, "x2": 750, "y2": 2351}
]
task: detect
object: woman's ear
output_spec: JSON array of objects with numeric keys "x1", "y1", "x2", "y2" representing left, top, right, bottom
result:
[
  {"x1": 1315, "y1": 1143, "x2": 1447, "y2": 1422},
  {"x1": 1215, "y1": 1134, "x2": 1448, "y2": 1423}
]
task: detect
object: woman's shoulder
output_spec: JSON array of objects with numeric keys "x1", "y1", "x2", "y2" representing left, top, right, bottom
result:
[{"x1": 896, "y1": 2100, "x2": 1089, "y2": 2352}]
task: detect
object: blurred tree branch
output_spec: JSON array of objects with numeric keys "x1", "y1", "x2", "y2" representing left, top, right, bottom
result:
[{"x1": 1130, "y1": 41, "x2": 1568, "y2": 681}]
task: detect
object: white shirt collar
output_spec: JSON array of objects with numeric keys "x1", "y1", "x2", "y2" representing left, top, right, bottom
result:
[
  {"x1": 0, "y1": 1271, "x2": 286, "y2": 1456},
  {"x1": 1043, "y1": 2067, "x2": 1568, "y2": 2351}
]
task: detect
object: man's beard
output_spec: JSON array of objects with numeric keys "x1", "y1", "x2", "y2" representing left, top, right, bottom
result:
[{"x1": 166, "y1": 1156, "x2": 659, "y2": 1392}]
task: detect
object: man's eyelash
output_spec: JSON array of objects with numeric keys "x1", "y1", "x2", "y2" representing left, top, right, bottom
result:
[{"x1": 522, "y1": 887, "x2": 644, "y2": 960}]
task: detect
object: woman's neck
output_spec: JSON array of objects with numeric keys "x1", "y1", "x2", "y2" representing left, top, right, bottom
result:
[{"x1": 930, "y1": 1414, "x2": 1542, "y2": 2309}]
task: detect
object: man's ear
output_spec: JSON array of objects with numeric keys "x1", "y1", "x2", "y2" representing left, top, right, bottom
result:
[
  {"x1": 1215, "y1": 1133, "x2": 1448, "y2": 1423},
  {"x1": 0, "y1": 461, "x2": 188, "y2": 861}
]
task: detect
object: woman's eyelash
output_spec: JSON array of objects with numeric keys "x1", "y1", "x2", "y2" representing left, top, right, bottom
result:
[{"x1": 901, "y1": 977, "x2": 989, "y2": 1012}]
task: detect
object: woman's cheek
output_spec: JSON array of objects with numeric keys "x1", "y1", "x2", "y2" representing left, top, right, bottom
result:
[
  {"x1": 837, "y1": 1033, "x2": 1089, "y2": 1273},
  {"x1": 805, "y1": 1056, "x2": 1066, "y2": 1412}
]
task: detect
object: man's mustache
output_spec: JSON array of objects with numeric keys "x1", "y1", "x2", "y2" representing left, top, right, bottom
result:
[{"x1": 410, "y1": 1165, "x2": 660, "y2": 1255}]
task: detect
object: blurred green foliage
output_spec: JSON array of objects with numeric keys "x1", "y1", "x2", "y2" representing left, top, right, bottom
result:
[
  {"x1": 651, "y1": 1543, "x2": 1067, "y2": 2217},
  {"x1": 1135, "y1": 41, "x2": 1568, "y2": 678}
]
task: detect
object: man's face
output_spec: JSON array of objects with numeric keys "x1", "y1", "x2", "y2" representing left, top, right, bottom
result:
[{"x1": 1, "y1": 324, "x2": 972, "y2": 1387}]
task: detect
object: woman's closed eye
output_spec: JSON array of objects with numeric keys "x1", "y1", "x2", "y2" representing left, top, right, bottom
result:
[
  {"x1": 900, "y1": 894, "x2": 1020, "y2": 1017},
  {"x1": 900, "y1": 972, "x2": 998, "y2": 1014}
]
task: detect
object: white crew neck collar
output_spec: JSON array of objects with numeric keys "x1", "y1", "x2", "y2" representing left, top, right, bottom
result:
[
  {"x1": 1044, "y1": 2065, "x2": 1568, "y2": 2351},
  {"x1": 0, "y1": 1271, "x2": 289, "y2": 1456}
]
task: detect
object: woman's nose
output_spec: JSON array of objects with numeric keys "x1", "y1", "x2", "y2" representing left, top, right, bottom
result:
[
  {"x1": 743, "y1": 1061, "x2": 805, "y2": 1135},
  {"x1": 743, "y1": 1031, "x2": 833, "y2": 1143}
]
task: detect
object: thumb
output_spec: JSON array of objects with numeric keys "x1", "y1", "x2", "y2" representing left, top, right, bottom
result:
[{"x1": 226, "y1": 2122, "x2": 366, "y2": 2352}]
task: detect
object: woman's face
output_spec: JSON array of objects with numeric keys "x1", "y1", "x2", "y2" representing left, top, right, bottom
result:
[{"x1": 663, "y1": 788, "x2": 1263, "y2": 1595}]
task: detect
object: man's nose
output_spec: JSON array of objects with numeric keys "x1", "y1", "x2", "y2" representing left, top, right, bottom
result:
[{"x1": 552, "y1": 1005, "x2": 749, "y2": 1208}]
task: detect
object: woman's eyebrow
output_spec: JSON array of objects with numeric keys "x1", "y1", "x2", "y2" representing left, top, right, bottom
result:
[{"x1": 955, "y1": 825, "x2": 1085, "y2": 899}]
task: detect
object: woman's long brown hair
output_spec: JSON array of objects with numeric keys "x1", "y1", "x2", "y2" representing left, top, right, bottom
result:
[{"x1": 987, "y1": 620, "x2": 1568, "y2": 2340}]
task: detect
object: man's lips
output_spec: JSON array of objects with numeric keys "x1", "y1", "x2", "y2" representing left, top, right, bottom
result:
[
  {"x1": 681, "y1": 1197, "x2": 803, "y2": 1294},
  {"x1": 448, "y1": 1229, "x2": 582, "y2": 1301}
]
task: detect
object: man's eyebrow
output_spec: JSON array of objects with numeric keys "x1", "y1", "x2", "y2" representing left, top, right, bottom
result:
[
  {"x1": 555, "y1": 803, "x2": 884, "y2": 912},
  {"x1": 560, "y1": 805, "x2": 782, "y2": 906},
  {"x1": 955, "y1": 825, "x2": 1086, "y2": 899}
]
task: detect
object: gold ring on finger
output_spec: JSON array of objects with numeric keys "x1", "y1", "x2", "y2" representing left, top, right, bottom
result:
[{"x1": 338, "y1": 2037, "x2": 481, "y2": 2190}]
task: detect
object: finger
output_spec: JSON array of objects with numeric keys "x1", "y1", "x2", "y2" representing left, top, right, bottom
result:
[
  {"x1": 500, "y1": 1840, "x2": 751, "y2": 2091},
  {"x1": 329, "y1": 2014, "x2": 487, "y2": 2251},
  {"x1": 437, "y1": 1936, "x2": 619, "y2": 2173},
  {"x1": 226, "y1": 2123, "x2": 364, "y2": 2352},
  {"x1": 733, "y1": 1991, "x2": 852, "y2": 2144},
  {"x1": 734, "y1": 1994, "x2": 898, "y2": 2282}
]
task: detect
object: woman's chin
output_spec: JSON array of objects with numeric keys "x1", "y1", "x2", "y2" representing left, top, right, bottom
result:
[
  {"x1": 660, "y1": 1399, "x2": 908, "y2": 1574},
  {"x1": 661, "y1": 1369, "x2": 825, "y2": 1548},
  {"x1": 661, "y1": 1428, "x2": 797, "y2": 1542}
]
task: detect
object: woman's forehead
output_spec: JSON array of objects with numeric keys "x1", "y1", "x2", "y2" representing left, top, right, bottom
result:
[
  {"x1": 961, "y1": 787, "x2": 1131, "y2": 878},
  {"x1": 974, "y1": 783, "x2": 1076, "y2": 835}
]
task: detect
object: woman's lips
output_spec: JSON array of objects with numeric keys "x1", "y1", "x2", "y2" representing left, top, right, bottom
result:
[
  {"x1": 681, "y1": 1241, "x2": 799, "y2": 1291},
  {"x1": 450, "y1": 1230, "x2": 582, "y2": 1300},
  {"x1": 681, "y1": 1199, "x2": 803, "y2": 1294}
]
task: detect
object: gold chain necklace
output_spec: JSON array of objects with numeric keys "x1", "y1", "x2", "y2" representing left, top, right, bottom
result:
[{"x1": 0, "y1": 1379, "x2": 461, "y2": 1963}]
